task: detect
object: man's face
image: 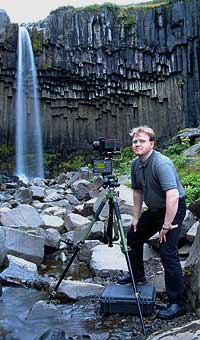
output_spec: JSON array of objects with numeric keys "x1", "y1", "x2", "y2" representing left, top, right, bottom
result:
[{"x1": 132, "y1": 132, "x2": 154, "y2": 157}]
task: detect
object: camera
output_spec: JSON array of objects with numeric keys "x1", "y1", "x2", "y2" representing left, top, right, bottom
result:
[
  {"x1": 93, "y1": 138, "x2": 121, "y2": 175},
  {"x1": 93, "y1": 138, "x2": 121, "y2": 155}
]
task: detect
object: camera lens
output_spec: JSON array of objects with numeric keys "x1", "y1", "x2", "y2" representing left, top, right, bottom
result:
[{"x1": 93, "y1": 140, "x2": 100, "y2": 150}]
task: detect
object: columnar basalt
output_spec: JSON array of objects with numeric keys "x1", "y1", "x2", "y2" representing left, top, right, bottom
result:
[{"x1": 0, "y1": 1, "x2": 200, "y2": 151}]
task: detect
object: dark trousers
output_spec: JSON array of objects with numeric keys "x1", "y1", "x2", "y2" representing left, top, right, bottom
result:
[{"x1": 127, "y1": 197, "x2": 187, "y2": 305}]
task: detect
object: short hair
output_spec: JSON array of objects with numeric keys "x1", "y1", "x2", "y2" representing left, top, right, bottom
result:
[{"x1": 129, "y1": 126, "x2": 156, "y2": 143}]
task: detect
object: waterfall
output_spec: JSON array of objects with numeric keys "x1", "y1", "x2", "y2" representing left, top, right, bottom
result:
[{"x1": 15, "y1": 26, "x2": 44, "y2": 180}]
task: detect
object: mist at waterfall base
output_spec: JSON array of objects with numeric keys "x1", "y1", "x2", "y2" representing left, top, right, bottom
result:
[{"x1": 15, "y1": 26, "x2": 44, "y2": 181}]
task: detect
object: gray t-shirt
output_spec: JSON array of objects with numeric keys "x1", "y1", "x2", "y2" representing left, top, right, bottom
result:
[{"x1": 131, "y1": 150, "x2": 185, "y2": 211}]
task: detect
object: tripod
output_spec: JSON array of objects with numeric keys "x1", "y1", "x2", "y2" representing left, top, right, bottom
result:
[{"x1": 48, "y1": 175, "x2": 146, "y2": 334}]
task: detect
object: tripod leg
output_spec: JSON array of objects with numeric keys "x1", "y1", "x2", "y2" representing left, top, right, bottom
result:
[
  {"x1": 48, "y1": 193, "x2": 108, "y2": 302},
  {"x1": 113, "y1": 197, "x2": 146, "y2": 334},
  {"x1": 107, "y1": 198, "x2": 114, "y2": 247}
]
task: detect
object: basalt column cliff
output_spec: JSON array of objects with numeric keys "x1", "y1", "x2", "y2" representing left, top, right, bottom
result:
[{"x1": 0, "y1": 0, "x2": 200, "y2": 151}]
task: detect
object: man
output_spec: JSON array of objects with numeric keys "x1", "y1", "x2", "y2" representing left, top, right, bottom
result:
[{"x1": 118, "y1": 126, "x2": 187, "y2": 320}]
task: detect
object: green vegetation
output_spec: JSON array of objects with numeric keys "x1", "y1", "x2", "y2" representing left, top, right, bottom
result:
[
  {"x1": 77, "y1": 2, "x2": 119, "y2": 15},
  {"x1": 0, "y1": 144, "x2": 15, "y2": 173},
  {"x1": 44, "y1": 152, "x2": 90, "y2": 177},
  {"x1": 50, "y1": 6, "x2": 72, "y2": 15},
  {"x1": 31, "y1": 30, "x2": 42, "y2": 53}
]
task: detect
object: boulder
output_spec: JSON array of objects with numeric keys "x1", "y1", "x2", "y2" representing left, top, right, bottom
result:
[
  {"x1": 30, "y1": 185, "x2": 45, "y2": 200},
  {"x1": 180, "y1": 210, "x2": 196, "y2": 239},
  {"x1": 31, "y1": 228, "x2": 61, "y2": 250},
  {"x1": 51, "y1": 279, "x2": 104, "y2": 300},
  {"x1": 42, "y1": 215, "x2": 65, "y2": 233},
  {"x1": 0, "y1": 204, "x2": 44, "y2": 228},
  {"x1": 14, "y1": 187, "x2": 33, "y2": 204},
  {"x1": 0, "y1": 227, "x2": 7, "y2": 265},
  {"x1": 0, "y1": 255, "x2": 39, "y2": 284},
  {"x1": 64, "y1": 212, "x2": 91, "y2": 244},
  {"x1": 71, "y1": 179, "x2": 92, "y2": 200},
  {"x1": 87, "y1": 221, "x2": 104, "y2": 240},
  {"x1": 37, "y1": 328, "x2": 67, "y2": 340},
  {"x1": 5, "y1": 228, "x2": 44, "y2": 264},
  {"x1": 90, "y1": 243, "x2": 128, "y2": 277},
  {"x1": 44, "y1": 191, "x2": 64, "y2": 202},
  {"x1": 77, "y1": 240, "x2": 101, "y2": 263},
  {"x1": 182, "y1": 142, "x2": 200, "y2": 156},
  {"x1": 27, "y1": 300, "x2": 63, "y2": 320}
]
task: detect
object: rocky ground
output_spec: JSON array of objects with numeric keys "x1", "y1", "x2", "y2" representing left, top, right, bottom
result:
[{"x1": 0, "y1": 164, "x2": 199, "y2": 339}]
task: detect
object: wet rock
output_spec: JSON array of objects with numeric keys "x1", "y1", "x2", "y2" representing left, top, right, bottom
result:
[
  {"x1": 5, "y1": 228, "x2": 44, "y2": 264},
  {"x1": 90, "y1": 243, "x2": 128, "y2": 278},
  {"x1": 0, "y1": 204, "x2": 44, "y2": 228},
  {"x1": 37, "y1": 328, "x2": 67, "y2": 340},
  {"x1": 146, "y1": 320, "x2": 200, "y2": 340},
  {"x1": 51, "y1": 279, "x2": 104, "y2": 301},
  {"x1": 27, "y1": 300, "x2": 63, "y2": 320},
  {"x1": 0, "y1": 255, "x2": 39, "y2": 284}
]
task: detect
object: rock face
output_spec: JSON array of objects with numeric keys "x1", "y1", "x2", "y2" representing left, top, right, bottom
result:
[{"x1": 0, "y1": 1, "x2": 200, "y2": 151}]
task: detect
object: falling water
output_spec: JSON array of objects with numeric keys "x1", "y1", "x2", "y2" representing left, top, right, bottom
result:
[{"x1": 16, "y1": 26, "x2": 44, "y2": 180}]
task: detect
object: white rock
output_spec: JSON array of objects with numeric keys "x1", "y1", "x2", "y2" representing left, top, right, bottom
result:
[
  {"x1": 0, "y1": 255, "x2": 38, "y2": 283},
  {"x1": 53, "y1": 279, "x2": 104, "y2": 300},
  {"x1": 90, "y1": 243, "x2": 128, "y2": 277},
  {"x1": 0, "y1": 204, "x2": 44, "y2": 228},
  {"x1": 5, "y1": 228, "x2": 44, "y2": 265},
  {"x1": 42, "y1": 215, "x2": 65, "y2": 233},
  {"x1": 27, "y1": 300, "x2": 63, "y2": 320}
]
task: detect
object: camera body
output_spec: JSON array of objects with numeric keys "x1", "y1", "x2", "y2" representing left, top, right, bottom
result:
[
  {"x1": 93, "y1": 138, "x2": 121, "y2": 155},
  {"x1": 93, "y1": 138, "x2": 121, "y2": 175}
]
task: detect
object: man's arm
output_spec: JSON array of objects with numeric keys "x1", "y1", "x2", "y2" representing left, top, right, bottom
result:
[
  {"x1": 160, "y1": 188, "x2": 179, "y2": 243},
  {"x1": 132, "y1": 189, "x2": 143, "y2": 232}
]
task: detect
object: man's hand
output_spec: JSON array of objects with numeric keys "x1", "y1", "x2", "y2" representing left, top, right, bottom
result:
[
  {"x1": 159, "y1": 224, "x2": 178, "y2": 243},
  {"x1": 131, "y1": 218, "x2": 139, "y2": 232}
]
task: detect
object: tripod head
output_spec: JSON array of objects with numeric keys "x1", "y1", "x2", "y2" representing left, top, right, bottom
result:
[{"x1": 102, "y1": 174, "x2": 120, "y2": 189}]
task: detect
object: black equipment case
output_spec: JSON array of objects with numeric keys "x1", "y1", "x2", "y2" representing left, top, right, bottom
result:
[{"x1": 100, "y1": 284, "x2": 156, "y2": 316}]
